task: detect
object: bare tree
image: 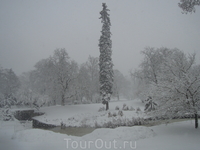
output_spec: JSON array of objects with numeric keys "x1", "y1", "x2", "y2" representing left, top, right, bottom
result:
[
  {"x1": 76, "y1": 56, "x2": 99, "y2": 103},
  {"x1": 86, "y1": 56, "x2": 99, "y2": 102},
  {"x1": 52, "y1": 48, "x2": 78, "y2": 105},
  {"x1": 27, "y1": 48, "x2": 78, "y2": 106},
  {"x1": 113, "y1": 69, "x2": 129, "y2": 100}
]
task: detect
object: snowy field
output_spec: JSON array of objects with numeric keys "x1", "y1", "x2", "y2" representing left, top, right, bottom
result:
[
  {"x1": 0, "y1": 99, "x2": 200, "y2": 150},
  {"x1": 33, "y1": 99, "x2": 145, "y2": 127}
]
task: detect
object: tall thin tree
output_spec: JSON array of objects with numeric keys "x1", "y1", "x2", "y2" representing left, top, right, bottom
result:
[{"x1": 98, "y1": 3, "x2": 114, "y2": 110}]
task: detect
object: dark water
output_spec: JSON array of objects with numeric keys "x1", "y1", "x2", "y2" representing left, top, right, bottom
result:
[
  {"x1": 19, "y1": 120, "x2": 96, "y2": 137},
  {"x1": 49, "y1": 127, "x2": 96, "y2": 137},
  {"x1": 16, "y1": 110, "x2": 96, "y2": 137}
]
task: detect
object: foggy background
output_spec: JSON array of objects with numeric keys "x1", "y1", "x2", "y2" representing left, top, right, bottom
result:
[{"x1": 0, "y1": 0, "x2": 200, "y2": 76}]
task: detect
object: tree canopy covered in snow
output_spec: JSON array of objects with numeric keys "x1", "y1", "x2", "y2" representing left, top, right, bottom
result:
[
  {"x1": 179, "y1": 0, "x2": 200, "y2": 13},
  {"x1": 99, "y1": 3, "x2": 114, "y2": 110},
  {"x1": 132, "y1": 47, "x2": 200, "y2": 128},
  {"x1": 0, "y1": 68, "x2": 20, "y2": 108}
]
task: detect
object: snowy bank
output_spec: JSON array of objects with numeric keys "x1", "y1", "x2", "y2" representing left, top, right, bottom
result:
[{"x1": 0, "y1": 120, "x2": 200, "y2": 150}]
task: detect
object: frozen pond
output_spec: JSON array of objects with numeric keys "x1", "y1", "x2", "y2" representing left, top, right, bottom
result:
[{"x1": 48, "y1": 127, "x2": 96, "y2": 137}]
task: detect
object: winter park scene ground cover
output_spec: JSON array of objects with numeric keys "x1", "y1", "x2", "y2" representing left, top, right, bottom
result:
[
  {"x1": 1, "y1": 1, "x2": 200, "y2": 150},
  {"x1": 0, "y1": 99, "x2": 200, "y2": 150}
]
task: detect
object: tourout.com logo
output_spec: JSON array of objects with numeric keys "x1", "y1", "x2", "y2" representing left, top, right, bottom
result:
[{"x1": 64, "y1": 138, "x2": 137, "y2": 149}]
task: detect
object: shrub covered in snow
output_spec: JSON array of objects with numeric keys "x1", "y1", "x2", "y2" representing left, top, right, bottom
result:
[
  {"x1": 61, "y1": 121, "x2": 66, "y2": 129},
  {"x1": 136, "y1": 107, "x2": 141, "y2": 112},
  {"x1": 108, "y1": 112, "x2": 112, "y2": 117},
  {"x1": 98, "y1": 117, "x2": 146, "y2": 128},
  {"x1": 123, "y1": 106, "x2": 129, "y2": 111},
  {"x1": 108, "y1": 112, "x2": 117, "y2": 117},
  {"x1": 115, "y1": 106, "x2": 120, "y2": 110},
  {"x1": 118, "y1": 110, "x2": 123, "y2": 116},
  {"x1": 122, "y1": 103, "x2": 129, "y2": 111},
  {"x1": 144, "y1": 96, "x2": 157, "y2": 112},
  {"x1": 112, "y1": 112, "x2": 117, "y2": 117},
  {"x1": 122, "y1": 103, "x2": 126, "y2": 109},
  {"x1": 0, "y1": 108, "x2": 14, "y2": 121},
  {"x1": 98, "y1": 106, "x2": 106, "y2": 112},
  {"x1": 132, "y1": 117, "x2": 145, "y2": 125},
  {"x1": 129, "y1": 106, "x2": 135, "y2": 111}
]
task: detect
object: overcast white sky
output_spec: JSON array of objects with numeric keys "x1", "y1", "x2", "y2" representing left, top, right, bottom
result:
[{"x1": 0, "y1": 0, "x2": 200, "y2": 76}]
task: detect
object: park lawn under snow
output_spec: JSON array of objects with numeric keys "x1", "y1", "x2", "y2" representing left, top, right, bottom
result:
[
  {"x1": 1, "y1": 99, "x2": 200, "y2": 150},
  {"x1": 0, "y1": 119, "x2": 200, "y2": 150},
  {"x1": 33, "y1": 99, "x2": 146, "y2": 127}
]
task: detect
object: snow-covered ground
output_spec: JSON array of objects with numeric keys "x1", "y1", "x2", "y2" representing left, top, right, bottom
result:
[
  {"x1": 0, "y1": 99, "x2": 200, "y2": 150},
  {"x1": 33, "y1": 99, "x2": 145, "y2": 127},
  {"x1": 0, "y1": 119, "x2": 199, "y2": 150}
]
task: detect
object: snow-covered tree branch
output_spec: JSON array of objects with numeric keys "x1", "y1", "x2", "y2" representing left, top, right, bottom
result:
[{"x1": 132, "y1": 47, "x2": 200, "y2": 128}]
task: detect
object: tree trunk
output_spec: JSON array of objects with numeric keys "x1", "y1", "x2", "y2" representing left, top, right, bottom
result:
[
  {"x1": 195, "y1": 113, "x2": 198, "y2": 128},
  {"x1": 106, "y1": 101, "x2": 109, "y2": 110}
]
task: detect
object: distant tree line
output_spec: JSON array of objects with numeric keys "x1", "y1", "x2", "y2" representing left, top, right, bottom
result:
[
  {"x1": 0, "y1": 48, "x2": 132, "y2": 109},
  {"x1": 0, "y1": 68, "x2": 20, "y2": 107}
]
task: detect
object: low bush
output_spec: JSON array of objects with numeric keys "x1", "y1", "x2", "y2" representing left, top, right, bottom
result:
[
  {"x1": 61, "y1": 121, "x2": 66, "y2": 129},
  {"x1": 123, "y1": 106, "x2": 129, "y2": 111},
  {"x1": 129, "y1": 106, "x2": 135, "y2": 111},
  {"x1": 118, "y1": 110, "x2": 123, "y2": 116},
  {"x1": 108, "y1": 112, "x2": 112, "y2": 117},
  {"x1": 99, "y1": 117, "x2": 146, "y2": 128},
  {"x1": 98, "y1": 106, "x2": 106, "y2": 112},
  {"x1": 122, "y1": 103, "x2": 126, "y2": 109},
  {"x1": 112, "y1": 112, "x2": 117, "y2": 117},
  {"x1": 0, "y1": 109, "x2": 14, "y2": 121},
  {"x1": 136, "y1": 107, "x2": 141, "y2": 112},
  {"x1": 115, "y1": 106, "x2": 120, "y2": 110}
]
